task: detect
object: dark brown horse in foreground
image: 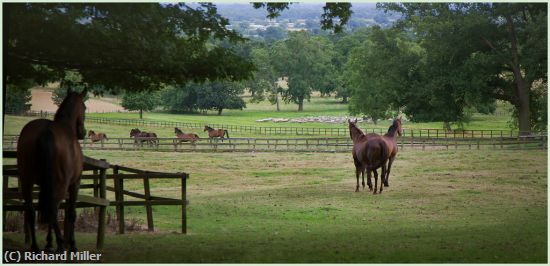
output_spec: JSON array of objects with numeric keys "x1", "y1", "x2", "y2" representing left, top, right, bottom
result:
[
  {"x1": 380, "y1": 118, "x2": 402, "y2": 187},
  {"x1": 348, "y1": 119, "x2": 386, "y2": 193},
  {"x1": 88, "y1": 130, "x2": 108, "y2": 143},
  {"x1": 17, "y1": 88, "x2": 87, "y2": 252},
  {"x1": 204, "y1": 125, "x2": 229, "y2": 138},
  {"x1": 130, "y1": 128, "x2": 158, "y2": 147},
  {"x1": 175, "y1": 127, "x2": 199, "y2": 144}
]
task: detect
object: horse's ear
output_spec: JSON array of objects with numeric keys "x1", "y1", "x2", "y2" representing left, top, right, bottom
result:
[
  {"x1": 67, "y1": 87, "x2": 73, "y2": 95},
  {"x1": 354, "y1": 118, "x2": 358, "y2": 123},
  {"x1": 80, "y1": 87, "x2": 88, "y2": 98}
]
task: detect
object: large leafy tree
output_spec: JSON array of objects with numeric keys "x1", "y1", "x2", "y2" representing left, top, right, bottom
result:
[
  {"x1": 347, "y1": 27, "x2": 422, "y2": 124},
  {"x1": 381, "y1": 3, "x2": 547, "y2": 134},
  {"x1": 121, "y1": 91, "x2": 160, "y2": 119},
  {"x1": 195, "y1": 81, "x2": 246, "y2": 115},
  {"x1": 5, "y1": 3, "x2": 255, "y2": 92},
  {"x1": 271, "y1": 31, "x2": 334, "y2": 111}
]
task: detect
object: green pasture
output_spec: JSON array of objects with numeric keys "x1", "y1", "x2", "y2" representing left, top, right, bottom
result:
[
  {"x1": 4, "y1": 96, "x2": 517, "y2": 139},
  {"x1": 3, "y1": 149, "x2": 547, "y2": 263},
  {"x1": 88, "y1": 96, "x2": 514, "y2": 131}
]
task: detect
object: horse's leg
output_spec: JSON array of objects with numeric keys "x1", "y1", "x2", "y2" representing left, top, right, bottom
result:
[
  {"x1": 65, "y1": 184, "x2": 78, "y2": 252},
  {"x1": 367, "y1": 167, "x2": 375, "y2": 194},
  {"x1": 45, "y1": 225, "x2": 54, "y2": 252},
  {"x1": 355, "y1": 167, "x2": 360, "y2": 192},
  {"x1": 385, "y1": 156, "x2": 395, "y2": 187},
  {"x1": 373, "y1": 168, "x2": 379, "y2": 194},
  {"x1": 361, "y1": 167, "x2": 365, "y2": 190},
  {"x1": 23, "y1": 186, "x2": 39, "y2": 251},
  {"x1": 367, "y1": 169, "x2": 378, "y2": 191},
  {"x1": 52, "y1": 217, "x2": 64, "y2": 253}
]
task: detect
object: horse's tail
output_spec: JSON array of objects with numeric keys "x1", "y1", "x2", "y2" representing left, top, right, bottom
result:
[
  {"x1": 224, "y1": 130, "x2": 229, "y2": 138},
  {"x1": 194, "y1": 134, "x2": 200, "y2": 139},
  {"x1": 104, "y1": 134, "x2": 108, "y2": 141},
  {"x1": 37, "y1": 130, "x2": 57, "y2": 224}
]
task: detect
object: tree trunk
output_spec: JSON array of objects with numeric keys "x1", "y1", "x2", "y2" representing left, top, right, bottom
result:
[
  {"x1": 139, "y1": 109, "x2": 143, "y2": 119},
  {"x1": 443, "y1": 121, "x2": 452, "y2": 132},
  {"x1": 298, "y1": 97, "x2": 304, "y2": 111},
  {"x1": 341, "y1": 96, "x2": 348, "y2": 104},
  {"x1": 217, "y1": 108, "x2": 223, "y2": 116},
  {"x1": 506, "y1": 13, "x2": 531, "y2": 135},
  {"x1": 276, "y1": 93, "x2": 280, "y2": 112}
]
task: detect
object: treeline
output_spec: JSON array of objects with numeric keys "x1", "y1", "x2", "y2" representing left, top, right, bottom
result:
[{"x1": 5, "y1": 3, "x2": 547, "y2": 133}]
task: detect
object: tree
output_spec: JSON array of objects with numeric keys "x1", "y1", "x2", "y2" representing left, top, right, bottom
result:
[
  {"x1": 347, "y1": 26, "x2": 496, "y2": 130},
  {"x1": 271, "y1": 31, "x2": 334, "y2": 111},
  {"x1": 195, "y1": 81, "x2": 246, "y2": 115},
  {"x1": 346, "y1": 27, "x2": 418, "y2": 123},
  {"x1": 332, "y1": 28, "x2": 370, "y2": 103},
  {"x1": 246, "y1": 46, "x2": 282, "y2": 111},
  {"x1": 5, "y1": 3, "x2": 255, "y2": 93},
  {"x1": 5, "y1": 81, "x2": 32, "y2": 114},
  {"x1": 381, "y1": 3, "x2": 548, "y2": 134},
  {"x1": 159, "y1": 85, "x2": 198, "y2": 113},
  {"x1": 52, "y1": 71, "x2": 90, "y2": 106},
  {"x1": 121, "y1": 91, "x2": 160, "y2": 119}
]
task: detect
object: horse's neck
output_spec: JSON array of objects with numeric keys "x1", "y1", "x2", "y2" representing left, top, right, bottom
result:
[
  {"x1": 350, "y1": 127, "x2": 365, "y2": 143},
  {"x1": 54, "y1": 116, "x2": 77, "y2": 136}
]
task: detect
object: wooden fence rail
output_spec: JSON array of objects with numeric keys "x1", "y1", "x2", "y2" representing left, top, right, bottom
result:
[
  {"x1": 6, "y1": 110, "x2": 545, "y2": 138},
  {"x1": 3, "y1": 151, "x2": 189, "y2": 240},
  {"x1": 4, "y1": 135, "x2": 546, "y2": 153}
]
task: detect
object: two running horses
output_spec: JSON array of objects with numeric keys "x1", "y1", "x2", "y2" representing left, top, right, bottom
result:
[{"x1": 349, "y1": 118, "x2": 402, "y2": 194}]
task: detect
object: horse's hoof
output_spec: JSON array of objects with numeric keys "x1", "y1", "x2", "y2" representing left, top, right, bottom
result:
[
  {"x1": 56, "y1": 247, "x2": 65, "y2": 253},
  {"x1": 31, "y1": 245, "x2": 39, "y2": 252},
  {"x1": 69, "y1": 246, "x2": 78, "y2": 253},
  {"x1": 44, "y1": 245, "x2": 54, "y2": 253}
]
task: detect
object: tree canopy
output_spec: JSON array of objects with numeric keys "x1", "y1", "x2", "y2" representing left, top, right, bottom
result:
[{"x1": 5, "y1": 3, "x2": 255, "y2": 93}]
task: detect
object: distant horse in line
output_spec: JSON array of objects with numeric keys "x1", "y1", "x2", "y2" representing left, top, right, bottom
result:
[
  {"x1": 17, "y1": 88, "x2": 87, "y2": 252},
  {"x1": 130, "y1": 128, "x2": 158, "y2": 147},
  {"x1": 174, "y1": 127, "x2": 199, "y2": 144},
  {"x1": 348, "y1": 119, "x2": 386, "y2": 193},
  {"x1": 88, "y1": 130, "x2": 108, "y2": 143},
  {"x1": 204, "y1": 125, "x2": 229, "y2": 139},
  {"x1": 380, "y1": 118, "x2": 402, "y2": 187}
]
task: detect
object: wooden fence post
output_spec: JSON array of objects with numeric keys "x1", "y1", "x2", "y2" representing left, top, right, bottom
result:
[
  {"x1": 96, "y1": 160, "x2": 107, "y2": 250},
  {"x1": 182, "y1": 173, "x2": 188, "y2": 234},
  {"x1": 143, "y1": 177, "x2": 154, "y2": 232},
  {"x1": 114, "y1": 166, "x2": 125, "y2": 234}
]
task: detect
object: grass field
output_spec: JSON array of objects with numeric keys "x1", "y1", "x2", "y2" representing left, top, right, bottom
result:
[
  {"x1": 3, "y1": 149, "x2": 547, "y2": 263},
  {"x1": 4, "y1": 96, "x2": 518, "y2": 140}
]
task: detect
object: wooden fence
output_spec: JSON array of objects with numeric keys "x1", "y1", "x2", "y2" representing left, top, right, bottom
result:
[
  {"x1": 3, "y1": 151, "x2": 189, "y2": 244},
  {"x1": 6, "y1": 110, "x2": 544, "y2": 138},
  {"x1": 4, "y1": 135, "x2": 546, "y2": 153}
]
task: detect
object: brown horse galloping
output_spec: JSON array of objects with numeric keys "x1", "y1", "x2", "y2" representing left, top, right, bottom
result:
[
  {"x1": 204, "y1": 125, "x2": 229, "y2": 138},
  {"x1": 88, "y1": 130, "x2": 108, "y2": 143},
  {"x1": 175, "y1": 127, "x2": 199, "y2": 144},
  {"x1": 17, "y1": 88, "x2": 87, "y2": 252},
  {"x1": 380, "y1": 118, "x2": 402, "y2": 187},
  {"x1": 130, "y1": 128, "x2": 158, "y2": 147},
  {"x1": 348, "y1": 119, "x2": 386, "y2": 193}
]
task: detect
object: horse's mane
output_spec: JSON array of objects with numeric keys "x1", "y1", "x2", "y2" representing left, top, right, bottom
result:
[
  {"x1": 54, "y1": 92, "x2": 79, "y2": 122},
  {"x1": 386, "y1": 119, "x2": 400, "y2": 137},
  {"x1": 205, "y1": 125, "x2": 213, "y2": 130}
]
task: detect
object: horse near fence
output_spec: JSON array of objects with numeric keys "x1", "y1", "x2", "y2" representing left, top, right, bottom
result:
[
  {"x1": 130, "y1": 128, "x2": 158, "y2": 147},
  {"x1": 88, "y1": 130, "x2": 108, "y2": 143},
  {"x1": 204, "y1": 125, "x2": 229, "y2": 138},
  {"x1": 175, "y1": 127, "x2": 199, "y2": 144},
  {"x1": 16, "y1": 88, "x2": 87, "y2": 252},
  {"x1": 3, "y1": 151, "x2": 189, "y2": 250}
]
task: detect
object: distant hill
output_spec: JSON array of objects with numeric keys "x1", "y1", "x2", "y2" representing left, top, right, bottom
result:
[{"x1": 216, "y1": 3, "x2": 400, "y2": 29}]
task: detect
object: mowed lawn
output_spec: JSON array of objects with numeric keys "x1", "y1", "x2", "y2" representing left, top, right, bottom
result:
[{"x1": 3, "y1": 149, "x2": 547, "y2": 263}]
